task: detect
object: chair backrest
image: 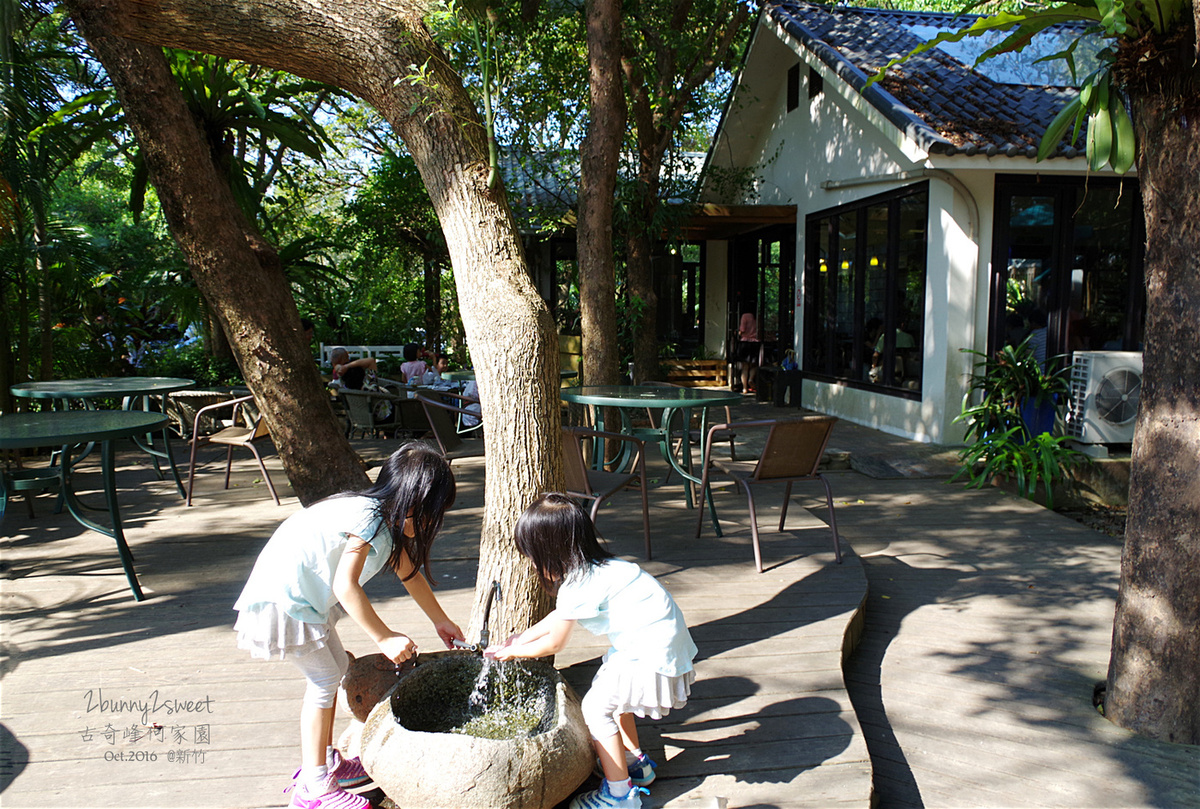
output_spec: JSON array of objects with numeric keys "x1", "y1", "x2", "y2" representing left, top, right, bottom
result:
[
  {"x1": 754, "y1": 416, "x2": 837, "y2": 481},
  {"x1": 561, "y1": 428, "x2": 593, "y2": 495},
  {"x1": 340, "y1": 390, "x2": 377, "y2": 432},
  {"x1": 416, "y1": 393, "x2": 466, "y2": 455},
  {"x1": 232, "y1": 395, "x2": 270, "y2": 441}
]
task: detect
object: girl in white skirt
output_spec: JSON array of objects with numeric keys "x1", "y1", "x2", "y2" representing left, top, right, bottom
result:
[
  {"x1": 234, "y1": 444, "x2": 465, "y2": 809},
  {"x1": 486, "y1": 493, "x2": 697, "y2": 809}
]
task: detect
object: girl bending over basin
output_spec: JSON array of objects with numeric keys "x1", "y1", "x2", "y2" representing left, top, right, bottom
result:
[
  {"x1": 486, "y1": 492, "x2": 697, "y2": 809},
  {"x1": 234, "y1": 443, "x2": 465, "y2": 809}
]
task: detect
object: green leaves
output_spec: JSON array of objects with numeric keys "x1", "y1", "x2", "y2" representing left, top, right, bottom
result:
[
  {"x1": 952, "y1": 338, "x2": 1088, "y2": 507},
  {"x1": 1039, "y1": 69, "x2": 1136, "y2": 173},
  {"x1": 1037, "y1": 94, "x2": 1083, "y2": 161}
]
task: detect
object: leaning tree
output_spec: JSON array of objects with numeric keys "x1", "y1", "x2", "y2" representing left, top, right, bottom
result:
[{"x1": 64, "y1": 0, "x2": 564, "y2": 639}]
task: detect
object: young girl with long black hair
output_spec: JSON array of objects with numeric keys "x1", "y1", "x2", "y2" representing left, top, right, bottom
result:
[
  {"x1": 486, "y1": 493, "x2": 697, "y2": 809},
  {"x1": 234, "y1": 443, "x2": 464, "y2": 809}
]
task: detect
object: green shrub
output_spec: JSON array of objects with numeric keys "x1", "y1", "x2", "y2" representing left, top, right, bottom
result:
[
  {"x1": 952, "y1": 338, "x2": 1088, "y2": 508},
  {"x1": 140, "y1": 341, "x2": 243, "y2": 386}
]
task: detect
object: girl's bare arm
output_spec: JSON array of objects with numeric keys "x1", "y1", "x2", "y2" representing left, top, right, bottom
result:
[
  {"x1": 333, "y1": 536, "x2": 416, "y2": 662},
  {"x1": 487, "y1": 611, "x2": 575, "y2": 660},
  {"x1": 395, "y1": 550, "x2": 463, "y2": 648}
]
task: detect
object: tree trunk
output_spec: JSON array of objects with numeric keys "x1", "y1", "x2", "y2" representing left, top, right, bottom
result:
[
  {"x1": 1105, "y1": 22, "x2": 1200, "y2": 744},
  {"x1": 67, "y1": 20, "x2": 370, "y2": 505},
  {"x1": 34, "y1": 220, "x2": 55, "y2": 381},
  {"x1": 423, "y1": 255, "x2": 441, "y2": 352},
  {"x1": 202, "y1": 298, "x2": 233, "y2": 365},
  {"x1": 65, "y1": 0, "x2": 560, "y2": 637},
  {"x1": 625, "y1": 205, "x2": 660, "y2": 384},
  {"x1": 618, "y1": 1, "x2": 748, "y2": 384},
  {"x1": 577, "y1": 0, "x2": 624, "y2": 388}
]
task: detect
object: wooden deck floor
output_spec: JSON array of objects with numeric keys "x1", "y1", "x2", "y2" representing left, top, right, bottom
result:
[{"x1": 1, "y1": 400, "x2": 1195, "y2": 808}]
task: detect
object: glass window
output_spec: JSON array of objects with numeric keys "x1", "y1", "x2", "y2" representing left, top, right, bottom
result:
[
  {"x1": 991, "y1": 176, "x2": 1144, "y2": 363},
  {"x1": 804, "y1": 183, "x2": 928, "y2": 395}
]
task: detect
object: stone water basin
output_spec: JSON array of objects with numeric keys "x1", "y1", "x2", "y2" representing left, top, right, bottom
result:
[{"x1": 359, "y1": 652, "x2": 593, "y2": 808}]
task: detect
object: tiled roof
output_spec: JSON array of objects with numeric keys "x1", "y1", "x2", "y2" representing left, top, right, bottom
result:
[
  {"x1": 500, "y1": 151, "x2": 709, "y2": 226},
  {"x1": 765, "y1": 1, "x2": 1090, "y2": 158}
]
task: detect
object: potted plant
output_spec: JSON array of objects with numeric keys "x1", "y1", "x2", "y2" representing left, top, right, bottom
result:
[{"x1": 952, "y1": 338, "x2": 1088, "y2": 507}]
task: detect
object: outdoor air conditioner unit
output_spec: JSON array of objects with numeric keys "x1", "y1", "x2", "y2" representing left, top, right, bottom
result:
[{"x1": 1065, "y1": 350, "x2": 1143, "y2": 444}]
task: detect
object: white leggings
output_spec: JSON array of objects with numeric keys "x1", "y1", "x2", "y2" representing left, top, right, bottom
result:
[
  {"x1": 581, "y1": 685, "x2": 626, "y2": 740},
  {"x1": 289, "y1": 628, "x2": 350, "y2": 710}
]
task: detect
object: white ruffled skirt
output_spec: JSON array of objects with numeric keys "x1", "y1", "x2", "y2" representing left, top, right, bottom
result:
[
  {"x1": 591, "y1": 655, "x2": 695, "y2": 720},
  {"x1": 233, "y1": 603, "x2": 345, "y2": 660}
]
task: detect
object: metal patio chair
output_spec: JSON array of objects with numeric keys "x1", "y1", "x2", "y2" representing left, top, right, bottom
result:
[
  {"x1": 185, "y1": 394, "x2": 280, "y2": 506},
  {"x1": 695, "y1": 415, "x2": 841, "y2": 572},
  {"x1": 563, "y1": 426, "x2": 652, "y2": 559},
  {"x1": 415, "y1": 392, "x2": 486, "y2": 467}
]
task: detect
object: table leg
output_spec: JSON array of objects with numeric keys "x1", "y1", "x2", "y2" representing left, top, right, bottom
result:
[
  {"x1": 59, "y1": 441, "x2": 146, "y2": 602},
  {"x1": 125, "y1": 394, "x2": 187, "y2": 499},
  {"x1": 659, "y1": 406, "x2": 704, "y2": 509}
]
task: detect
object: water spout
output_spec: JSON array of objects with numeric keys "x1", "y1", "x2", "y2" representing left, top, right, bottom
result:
[{"x1": 478, "y1": 580, "x2": 502, "y2": 649}]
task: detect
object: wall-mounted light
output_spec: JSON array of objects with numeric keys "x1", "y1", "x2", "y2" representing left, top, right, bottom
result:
[{"x1": 870, "y1": 256, "x2": 879, "y2": 266}]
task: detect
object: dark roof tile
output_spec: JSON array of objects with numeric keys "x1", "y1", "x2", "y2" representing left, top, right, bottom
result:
[{"x1": 765, "y1": 1, "x2": 1090, "y2": 158}]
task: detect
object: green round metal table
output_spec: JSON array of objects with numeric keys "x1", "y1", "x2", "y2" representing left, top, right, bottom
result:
[
  {"x1": 559, "y1": 385, "x2": 742, "y2": 505},
  {"x1": 1, "y1": 410, "x2": 169, "y2": 601},
  {"x1": 10, "y1": 377, "x2": 195, "y2": 498}
]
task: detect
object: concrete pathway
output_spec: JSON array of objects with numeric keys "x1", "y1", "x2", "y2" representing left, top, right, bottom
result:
[{"x1": 1, "y1": 398, "x2": 1195, "y2": 808}]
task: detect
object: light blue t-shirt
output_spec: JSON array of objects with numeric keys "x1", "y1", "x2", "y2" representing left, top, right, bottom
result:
[
  {"x1": 233, "y1": 496, "x2": 393, "y2": 624},
  {"x1": 554, "y1": 559, "x2": 697, "y2": 677}
]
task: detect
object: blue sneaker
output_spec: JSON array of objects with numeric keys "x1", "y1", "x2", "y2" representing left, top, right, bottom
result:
[
  {"x1": 569, "y1": 780, "x2": 648, "y2": 809},
  {"x1": 629, "y1": 754, "x2": 657, "y2": 787}
]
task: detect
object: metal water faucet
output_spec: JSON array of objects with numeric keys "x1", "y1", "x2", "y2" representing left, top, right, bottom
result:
[{"x1": 477, "y1": 580, "x2": 502, "y2": 649}]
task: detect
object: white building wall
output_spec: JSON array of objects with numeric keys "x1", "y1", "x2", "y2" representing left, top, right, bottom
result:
[
  {"x1": 709, "y1": 17, "x2": 1112, "y2": 444},
  {"x1": 704, "y1": 240, "x2": 730, "y2": 360}
]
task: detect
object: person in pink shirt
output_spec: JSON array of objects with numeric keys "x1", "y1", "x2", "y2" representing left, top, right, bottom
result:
[
  {"x1": 736, "y1": 311, "x2": 760, "y2": 393},
  {"x1": 399, "y1": 343, "x2": 430, "y2": 383}
]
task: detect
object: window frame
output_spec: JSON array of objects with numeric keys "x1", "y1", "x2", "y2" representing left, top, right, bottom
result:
[{"x1": 803, "y1": 182, "x2": 928, "y2": 400}]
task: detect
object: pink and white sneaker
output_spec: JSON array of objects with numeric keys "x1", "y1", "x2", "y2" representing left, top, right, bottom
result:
[
  {"x1": 286, "y1": 774, "x2": 369, "y2": 809},
  {"x1": 329, "y1": 749, "x2": 372, "y2": 789}
]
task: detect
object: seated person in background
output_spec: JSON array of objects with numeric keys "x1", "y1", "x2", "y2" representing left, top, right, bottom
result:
[
  {"x1": 329, "y1": 347, "x2": 379, "y2": 390},
  {"x1": 461, "y1": 380, "x2": 482, "y2": 429},
  {"x1": 869, "y1": 322, "x2": 915, "y2": 383},
  {"x1": 1027, "y1": 309, "x2": 1049, "y2": 369},
  {"x1": 330, "y1": 346, "x2": 394, "y2": 424},
  {"x1": 434, "y1": 353, "x2": 450, "y2": 379},
  {"x1": 399, "y1": 343, "x2": 430, "y2": 383},
  {"x1": 1004, "y1": 312, "x2": 1029, "y2": 348}
]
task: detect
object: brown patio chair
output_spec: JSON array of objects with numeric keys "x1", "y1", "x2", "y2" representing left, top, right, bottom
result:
[
  {"x1": 695, "y1": 415, "x2": 841, "y2": 572},
  {"x1": 185, "y1": 394, "x2": 280, "y2": 506},
  {"x1": 156, "y1": 389, "x2": 236, "y2": 440},
  {"x1": 563, "y1": 426, "x2": 652, "y2": 559},
  {"x1": 415, "y1": 392, "x2": 485, "y2": 467},
  {"x1": 2, "y1": 449, "x2": 60, "y2": 519}
]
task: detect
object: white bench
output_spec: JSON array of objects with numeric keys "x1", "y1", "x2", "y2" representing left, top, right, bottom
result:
[{"x1": 319, "y1": 344, "x2": 410, "y2": 366}]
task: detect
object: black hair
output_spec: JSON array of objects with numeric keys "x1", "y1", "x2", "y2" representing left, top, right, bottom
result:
[
  {"x1": 403, "y1": 343, "x2": 421, "y2": 362},
  {"x1": 300, "y1": 318, "x2": 314, "y2": 331},
  {"x1": 341, "y1": 365, "x2": 367, "y2": 389},
  {"x1": 345, "y1": 443, "x2": 456, "y2": 583},
  {"x1": 513, "y1": 492, "x2": 613, "y2": 592}
]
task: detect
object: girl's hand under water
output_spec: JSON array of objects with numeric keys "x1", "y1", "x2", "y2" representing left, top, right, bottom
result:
[{"x1": 483, "y1": 633, "x2": 522, "y2": 660}]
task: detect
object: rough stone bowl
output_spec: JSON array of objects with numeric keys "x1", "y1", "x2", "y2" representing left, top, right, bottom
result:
[{"x1": 360, "y1": 653, "x2": 593, "y2": 809}]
